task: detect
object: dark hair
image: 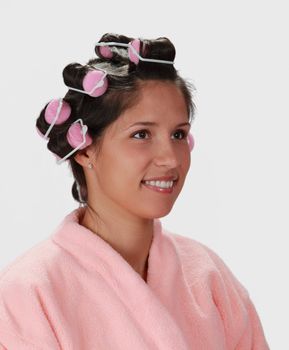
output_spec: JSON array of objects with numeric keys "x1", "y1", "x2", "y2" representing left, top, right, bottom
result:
[{"x1": 36, "y1": 33, "x2": 197, "y2": 205}]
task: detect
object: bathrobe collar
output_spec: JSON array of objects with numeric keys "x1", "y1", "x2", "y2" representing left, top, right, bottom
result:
[
  {"x1": 52, "y1": 206, "x2": 163, "y2": 286},
  {"x1": 51, "y1": 206, "x2": 190, "y2": 349}
]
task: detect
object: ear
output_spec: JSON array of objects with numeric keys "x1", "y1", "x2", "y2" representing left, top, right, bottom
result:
[{"x1": 74, "y1": 143, "x2": 96, "y2": 167}]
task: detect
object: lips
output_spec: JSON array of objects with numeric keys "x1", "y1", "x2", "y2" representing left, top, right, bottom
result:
[{"x1": 141, "y1": 180, "x2": 177, "y2": 193}]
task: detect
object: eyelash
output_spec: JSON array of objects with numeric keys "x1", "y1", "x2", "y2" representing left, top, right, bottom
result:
[{"x1": 131, "y1": 129, "x2": 188, "y2": 140}]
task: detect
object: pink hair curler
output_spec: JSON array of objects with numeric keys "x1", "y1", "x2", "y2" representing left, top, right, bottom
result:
[
  {"x1": 67, "y1": 121, "x2": 92, "y2": 149},
  {"x1": 82, "y1": 70, "x2": 108, "y2": 97},
  {"x1": 187, "y1": 132, "x2": 195, "y2": 152},
  {"x1": 128, "y1": 39, "x2": 141, "y2": 64},
  {"x1": 57, "y1": 119, "x2": 92, "y2": 165},
  {"x1": 44, "y1": 99, "x2": 71, "y2": 125},
  {"x1": 65, "y1": 68, "x2": 108, "y2": 97},
  {"x1": 38, "y1": 98, "x2": 71, "y2": 140},
  {"x1": 99, "y1": 45, "x2": 113, "y2": 58}
]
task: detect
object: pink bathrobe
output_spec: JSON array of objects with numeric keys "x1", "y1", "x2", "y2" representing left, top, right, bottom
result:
[{"x1": 0, "y1": 207, "x2": 269, "y2": 349}]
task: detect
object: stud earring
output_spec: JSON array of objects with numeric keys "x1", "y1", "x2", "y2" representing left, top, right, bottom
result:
[{"x1": 88, "y1": 162, "x2": 93, "y2": 169}]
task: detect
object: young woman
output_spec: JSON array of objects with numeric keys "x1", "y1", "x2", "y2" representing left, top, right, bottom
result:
[{"x1": 0, "y1": 33, "x2": 269, "y2": 349}]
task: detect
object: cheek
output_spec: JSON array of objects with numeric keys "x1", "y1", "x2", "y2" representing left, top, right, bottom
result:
[
  {"x1": 121, "y1": 145, "x2": 151, "y2": 169},
  {"x1": 98, "y1": 147, "x2": 146, "y2": 187},
  {"x1": 99, "y1": 143, "x2": 190, "y2": 184},
  {"x1": 126, "y1": 144, "x2": 191, "y2": 172},
  {"x1": 183, "y1": 150, "x2": 191, "y2": 170},
  {"x1": 182, "y1": 155, "x2": 191, "y2": 179}
]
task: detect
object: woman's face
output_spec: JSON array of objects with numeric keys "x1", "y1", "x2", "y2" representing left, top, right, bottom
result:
[{"x1": 87, "y1": 80, "x2": 192, "y2": 219}]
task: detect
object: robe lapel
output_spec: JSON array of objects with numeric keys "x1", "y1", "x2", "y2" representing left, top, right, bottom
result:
[{"x1": 52, "y1": 208, "x2": 190, "y2": 349}]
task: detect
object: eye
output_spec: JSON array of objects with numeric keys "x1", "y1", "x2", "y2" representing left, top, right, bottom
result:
[
  {"x1": 132, "y1": 129, "x2": 150, "y2": 139},
  {"x1": 174, "y1": 129, "x2": 188, "y2": 140},
  {"x1": 131, "y1": 129, "x2": 188, "y2": 140}
]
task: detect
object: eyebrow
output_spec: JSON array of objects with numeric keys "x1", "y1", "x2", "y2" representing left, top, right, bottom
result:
[{"x1": 126, "y1": 121, "x2": 191, "y2": 130}]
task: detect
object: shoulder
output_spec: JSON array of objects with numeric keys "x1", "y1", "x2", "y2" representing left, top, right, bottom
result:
[
  {"x1": 0, "y1": 207, "x2": 81, "y2": 286},
  {"x1": 0, "y1": 237, "x2": 63, "y2": 288},
  {"x1": 0, "y1": 238, "x2": 64, "y2": 349},
  {"x1": 164, "y1": 231, "x2": 272, "y2": 347},
  {"x1": 164, "y1": 229, "x2": 250, "y2": 301}
]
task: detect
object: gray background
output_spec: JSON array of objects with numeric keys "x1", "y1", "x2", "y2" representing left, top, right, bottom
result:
[{"x1": 1, "y1": 1, "x2": 288, "y2": 348}]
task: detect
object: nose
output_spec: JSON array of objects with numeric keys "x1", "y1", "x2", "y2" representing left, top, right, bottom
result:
[{"x1": 153, "y1": 138, "x2": 182, "y2": 168}]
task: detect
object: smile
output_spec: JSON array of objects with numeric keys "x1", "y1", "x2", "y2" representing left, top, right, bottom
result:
[
  {"x1": 141, "y1": 180, "x2": 177, "y2": 194},
  {"x1": 144, "y1": 180, "x2": 174, "y2": 188}
]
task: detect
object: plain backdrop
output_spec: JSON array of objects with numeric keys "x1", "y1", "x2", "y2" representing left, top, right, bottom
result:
[{"x1": 0, "y1": 1, "x2": 288, "y2": 348}]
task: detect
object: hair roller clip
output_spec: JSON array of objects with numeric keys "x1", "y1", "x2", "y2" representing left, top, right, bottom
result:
[
  {"x1": 65, "y1": 67, "x2": 108, "y2": 97},
  {"x1": 57, "y1": 118, "x2": 92, "y2": 165},
  {"x1": 37, "y1": 98, "x2": 71, "y2": 140},
  {"x1": 94, "y1": 41, "x2": 175, "y2": 65},
  {"x1": 187, "y1": 132, "x2": 195, "y2": 152}
]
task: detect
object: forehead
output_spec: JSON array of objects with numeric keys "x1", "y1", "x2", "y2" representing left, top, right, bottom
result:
[{"x1": 117, "y1": 80, "x2": 188, "y2": 129}]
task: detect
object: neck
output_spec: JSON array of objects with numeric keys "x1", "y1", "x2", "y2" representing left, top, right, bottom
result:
[{"x1": 79, "y1": 202, "x2": 154, "y2": 281}]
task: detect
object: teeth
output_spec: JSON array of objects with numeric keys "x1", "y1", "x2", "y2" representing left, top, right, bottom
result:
[{"x1": 144, "y1": 180, "x2": 174, "y2": 188}]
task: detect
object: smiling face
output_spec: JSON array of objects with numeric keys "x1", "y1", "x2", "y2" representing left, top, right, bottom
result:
[{"x1": 84, "y1": 80, "x2": 192, "y2": 220}]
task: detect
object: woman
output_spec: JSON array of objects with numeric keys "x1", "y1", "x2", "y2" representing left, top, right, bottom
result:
[{"x1": 0, "y1": 33, "x2": 269, "y2": 349}]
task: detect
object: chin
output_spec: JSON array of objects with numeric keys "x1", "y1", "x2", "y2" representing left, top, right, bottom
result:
[{"x1": 138, "y1": 205, "x2": 175, "y2": 219}]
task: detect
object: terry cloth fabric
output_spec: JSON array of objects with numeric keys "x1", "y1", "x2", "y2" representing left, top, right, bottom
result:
[{"x1": 0, "y1": 206, "x2": 269, "y2": 349}]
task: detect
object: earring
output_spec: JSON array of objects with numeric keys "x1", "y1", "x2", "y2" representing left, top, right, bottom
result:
[{"x1": 88, "y1": 162, "x2": 93, "y2": 169}]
